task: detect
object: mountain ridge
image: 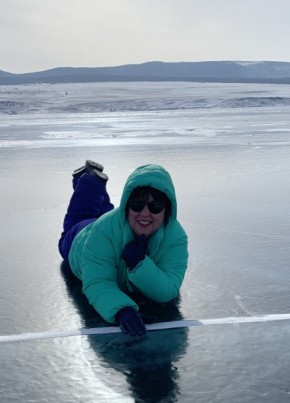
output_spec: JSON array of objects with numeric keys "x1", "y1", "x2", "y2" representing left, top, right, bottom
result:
[{"x1": 1, "y1": 61, "x2": 290, "y2": 85}]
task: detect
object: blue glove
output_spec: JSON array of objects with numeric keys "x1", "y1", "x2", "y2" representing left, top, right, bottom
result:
[
  {"x1": 122, "y1": 234, "x2": 148, "y2": 270},
  {"x1": 116, "y1": 307, "x2": 147, "y2": 336}
]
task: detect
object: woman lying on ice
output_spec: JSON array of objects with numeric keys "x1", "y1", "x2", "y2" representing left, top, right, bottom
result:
[{"x1": 58, "y1": 161, "x2": 188, "y2": 336}]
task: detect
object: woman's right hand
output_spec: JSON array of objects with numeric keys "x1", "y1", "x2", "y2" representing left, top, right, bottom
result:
[{"x1": 116, "y1": 307, "x2": 147, "y2": 336}]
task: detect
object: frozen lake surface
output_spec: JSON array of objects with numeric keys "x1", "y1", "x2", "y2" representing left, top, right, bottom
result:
[{"x1": 1, "y1": 81, "x2": 290, "y2": 402}]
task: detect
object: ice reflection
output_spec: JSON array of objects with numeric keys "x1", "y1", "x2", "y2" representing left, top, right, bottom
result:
[{"x1": 61, "y1": 262, "x2": 189, "y2": 402}]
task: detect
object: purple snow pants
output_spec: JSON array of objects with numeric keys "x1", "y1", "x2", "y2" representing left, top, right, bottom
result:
[{"x1": 58, "y1": 173, "x2": 114, "y2": 265}]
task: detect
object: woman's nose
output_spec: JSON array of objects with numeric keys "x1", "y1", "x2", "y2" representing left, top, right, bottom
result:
[{"x1": 139, "y1": 204, "x2": 150, "y2": 215}]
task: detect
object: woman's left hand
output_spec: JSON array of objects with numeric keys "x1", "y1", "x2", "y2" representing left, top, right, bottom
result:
[{"x1": 122, "y1": 234, "x2": 148, "y2": 270}]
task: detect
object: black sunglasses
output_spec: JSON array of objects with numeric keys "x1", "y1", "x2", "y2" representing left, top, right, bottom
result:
[{"x1": 128, "y1": 199, "x2": 165, "y2": 214}]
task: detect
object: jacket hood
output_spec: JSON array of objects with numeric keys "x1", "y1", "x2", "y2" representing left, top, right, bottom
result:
[{"x1": 119, "y1": 164, "x2": 177, "y2": 224}]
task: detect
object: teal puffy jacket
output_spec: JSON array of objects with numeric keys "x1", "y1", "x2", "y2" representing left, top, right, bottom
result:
[{"x1": 69, "y1": 164, "x2": 188, "y2": 323}]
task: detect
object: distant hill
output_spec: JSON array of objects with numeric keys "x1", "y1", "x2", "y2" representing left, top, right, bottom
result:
[{"x1": 1, "y1": 61, "x2": 290, "y2": 85}]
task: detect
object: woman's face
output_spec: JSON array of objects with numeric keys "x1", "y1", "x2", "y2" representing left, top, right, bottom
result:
[{"x1": 128, "y1": 194, "x2": 165, "y2": 237}]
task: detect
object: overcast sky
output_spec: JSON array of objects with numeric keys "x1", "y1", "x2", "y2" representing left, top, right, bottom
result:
[{"x1": 2, "y1": 0, "x2": 290, "y2": 73}]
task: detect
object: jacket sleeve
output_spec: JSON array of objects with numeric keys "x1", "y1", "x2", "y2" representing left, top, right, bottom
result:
[
  {"x1": 81, "y1": 232, "x2": 138, "y2": 323},
  {"x1": 127, "y1": 234, "x2": 188, "y2": 303}
]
